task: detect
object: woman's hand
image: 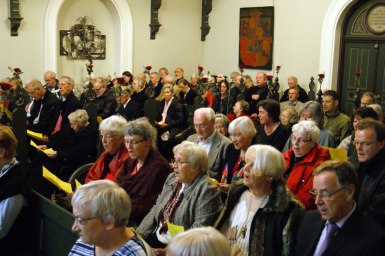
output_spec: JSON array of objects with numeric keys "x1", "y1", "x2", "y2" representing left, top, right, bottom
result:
[
  {"x1": 37, "y1": 145, "x2": 47, "y2": 151},
  {"x1": 153, "y1": 248, "x2": 166, "y2": 256},
  {"x1": 46, "y1": 151, "x2": 58, "y2": 159},
  {"x1": 41, "y1": 135, "x2": 49, "y2": 143},
  {"x1": 218, "y1": 183, "x2": 230, "y2": 192},
  {"x1": 158, "y1": 122, "x2": 168, "y2": 128}
]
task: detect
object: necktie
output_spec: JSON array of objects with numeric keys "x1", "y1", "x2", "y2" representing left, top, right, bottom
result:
[{"x1": 316, "y1": 222, "x2": 339, "y2": 256}]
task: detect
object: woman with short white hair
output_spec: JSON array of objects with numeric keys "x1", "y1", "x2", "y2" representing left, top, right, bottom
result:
[
  {"x1": 85, "y1": 115, "x2": 129, "y2": 183},
  {"x1": 218, "y1": 116, "x2": 257, "y2": 192},
  {"x1": 215, "y1": 144, "x2": 304, "y2": 256},
  {"x1": 282, "y1": 120, "x2": 331, "y2": 209},
  {"x1": 167, "y1": 227, "x2": 230, "y2": 256},
  {"x1": 137, "y1": 141, "x2": 222, "y2": 255}
]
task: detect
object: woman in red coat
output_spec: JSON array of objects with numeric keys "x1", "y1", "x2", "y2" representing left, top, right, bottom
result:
[{"x1": 282, "y1": 120, "x2": 330, "y2": 209}]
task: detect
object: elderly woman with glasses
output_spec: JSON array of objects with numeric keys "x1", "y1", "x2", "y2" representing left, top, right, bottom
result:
[
  {"x1": 116, "y1": 118, "x2": 171, "y2": 225},
  {"x1": 215, "y1": 145, "x2": 304, "y2": 256},
  {"x1": 85, "y1": 115, "x2": 129, "y2": 183},
  {"x1": 137, "y1": 141, "x2": 222, "y2": 255},
  {"x1": 218, "y1": 116, "x2": 257, "y2": 192},
  {"x1": 282, "y1": 120, "x2": 331, "y2": 210}
]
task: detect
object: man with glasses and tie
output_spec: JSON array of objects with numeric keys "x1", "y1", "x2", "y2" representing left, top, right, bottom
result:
[
  {"x1": 353, "y1": 118, "x2": 385, "y2": 229},
  {"x1": 296, "y1": 160, "x2": 385, "y2": 256}
]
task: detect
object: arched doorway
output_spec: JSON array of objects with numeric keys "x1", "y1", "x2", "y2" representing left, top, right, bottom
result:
[{"x1": 339, "y1": 0, "x2": 385, "y2": 115}]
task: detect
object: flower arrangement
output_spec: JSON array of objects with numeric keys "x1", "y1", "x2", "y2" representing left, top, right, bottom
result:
[
  {"x1": 355, "y1": 71, "x2": 361, "y2": 85},
  {"x1": 8, "y1": 67, "x2": 23, "y2": 78},
  {"x1": 143, "y1": 65, "x2": 152, "y2": 75},
  {"x1": 198, "y1": 65, "x2": 204, "y2": 75},
  {"x1": 267, "y1": 75, "x2": 273, "y2": 80},
  {"x1": 239, "y1": 65, "x2": 244, "y2": 74},
  {"x1": 116, "y1": 77, "x2": 125, "y2": 85},
  {"x1": 86, "y1": 58, "x2": 93, "y2": 75},
  {"x1": 318, "y1": 73, "x2": 325, "y2": 85}
]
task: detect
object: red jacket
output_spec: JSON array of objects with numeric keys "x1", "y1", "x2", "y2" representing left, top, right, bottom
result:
[
  {"x1": 283, "y1": 144, "x2": 330, "y2": 209},
  {"x1": 85, "y1": 143, "x2": 130, "y2": 183}
]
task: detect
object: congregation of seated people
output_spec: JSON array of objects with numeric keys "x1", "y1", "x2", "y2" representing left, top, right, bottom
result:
[{"x1": 2, "y1": 67, "x2": 385, "y2": 256}]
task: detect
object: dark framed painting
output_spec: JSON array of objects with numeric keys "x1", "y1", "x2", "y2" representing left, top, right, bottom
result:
[{"x1": 239, "y1": 7, "x2": 274, "y2": 70}]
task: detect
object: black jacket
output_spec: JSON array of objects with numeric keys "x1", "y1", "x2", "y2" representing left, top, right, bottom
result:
[
  {"x1": 280, "y1": 85, "x2": 309, "y2": 103},
  {"x1": 215, "y1": 181, "x2": 304, "y2": 256},
  {"x1": 27, "y1": 89, "x2": 61, "y2": 135},
  {"x1": 94, "y1": 88, "x2": 118, "y2": 119},
  {"x1": 355, "y1": 148, "x2": 385, "y2": 229},
  {"x1": 117, "y1": 98, "x2": 140, "y2": 121}
]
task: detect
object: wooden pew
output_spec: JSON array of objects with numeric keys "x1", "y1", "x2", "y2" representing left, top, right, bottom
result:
[{"x1": 33, "y1": 191, "x2": 77, "y2": 256}]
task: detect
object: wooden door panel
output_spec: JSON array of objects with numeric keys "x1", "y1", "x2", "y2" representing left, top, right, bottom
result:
[{"x1": 340, "y1": 42, "x2": 378, "y2": 115}]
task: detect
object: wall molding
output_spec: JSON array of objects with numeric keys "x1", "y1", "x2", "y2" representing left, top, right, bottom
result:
[
  {"x1": 43, "y1": 0, "x2": 133, "y2": 73},
  {"x1": 319, "y1": 0, "x2": 355, "y2": 90}
]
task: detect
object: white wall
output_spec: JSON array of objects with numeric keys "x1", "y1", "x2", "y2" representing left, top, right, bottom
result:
[
  {"x1": 127, "y1": 0, "x2": 203, "y2": 78},
  {"x1": 205, "y1": 0, "x2": 334, "y2": 92},
  {"x1": 0, "y1": 0, "x2": 342, "y2": 91}
]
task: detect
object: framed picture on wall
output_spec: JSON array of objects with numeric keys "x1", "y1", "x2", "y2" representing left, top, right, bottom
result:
[{"x1": 239, "y1": 7, "x2": 274, "y2": 70}]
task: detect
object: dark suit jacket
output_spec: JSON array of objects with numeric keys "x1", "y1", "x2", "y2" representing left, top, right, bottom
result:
[
  {"x1": 117, "y1": 98, "x2": 140, "y2": 121},
  {"x1": 27, "y1": 89, "x2": 61, "y2": 135},
  {"x1": 296, "y1": 209, "x2": 385, "y2": 256},
  {"x1": 156, "y1": 97, "x2": 184, "y2": 134},
  {"x1": 280, "y1": 85, "x2": 309, "y2": 103},
  {"x1": 187, "y1": 131, "x2": 231, "y2": 180},
  {"x1": 179, "y1": 89, "x2": 198, "y2": 105}
]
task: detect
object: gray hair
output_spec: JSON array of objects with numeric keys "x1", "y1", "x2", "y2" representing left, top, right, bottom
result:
[
  {"x1": 68, "y1": 109, "x2": 89, "y2": 128},
  {"x1": 124, "y1": 117, "x2": 157, "y2": 150},
  {"x1": 245, "y1": 144, "x2": 286, "y2": 180},
  {"x1": 228, "y1": 116, "x2": 256, "y2": 138},
  {"x1": 60, "y1": 75, "x2": 75, "y2": 88},
  {"x1": 214, "y1": 113, "x2": 230, "y2": 128},
  {"x1": 298, "y1": 101, "x2": 324, "y2": 127},
  {"x1": 26, "y1": 79, "x2": 43, "y2": 90},
  {"x1": 368, "y1": 104, "x2": 383, "y2": 117},
  {"x1": 71, "y1": 180, "x2": 131, "y2": 227},
  {"x1": 292, "y1": 120, "x2": 320, "y2": 142},
  {"x1": 167, "y1": 227, "x2": 230, "y2": 256},
  {"x1": 99, "y1": 115, "x2": 128, "y2": 136},
  {"x1": 44, "y1": 70, "x2": 56, "y2": 79},
  {"x1": 195, "y1": 108, "x2": 215, "y2": 123},
  {"x1": 173, "y1": 141, "x2": 208, "y2": 174},
  {"x1": 281, "y1": 107, "x2": 299, "y2": 125},
  {"x1": 162, "y1": 84, "x2": 174, "y2": 94}
]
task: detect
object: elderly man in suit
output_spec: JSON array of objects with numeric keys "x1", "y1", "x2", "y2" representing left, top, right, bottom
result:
[
  {"x1": 187, "y1": 107, "x2": 230, "y2": 181},
  {"x1": 296, "y1": 160, "x2": 385, "y2": 256},
  {"x1": 178, "y1": 78, "x2": 198, "y2": 105}
]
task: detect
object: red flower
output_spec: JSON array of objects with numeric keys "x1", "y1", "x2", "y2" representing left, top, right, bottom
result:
[
  {"x1": 116, "y1": 77, "x2": 125, "y2": 84},
  {"x1": 145, "y1": 66, "x2": 152, "y2": 70},
  {"x1": 276, "y1": 66, "x2": 281, "y2": 69},
  {"x1": 88, "y1": 64, "x2": 93, "y2": 69},
  {"x1": 267, "y1": 75, "x2": 273, "y2": 79},
  {"x1": 318, "y1": 74, "x2": 325, "y2": 78},
  {"x1": 198, "y1": 66, "x2": 203, "y2": 71},
  {"x1": 14, "y1": 68, "x2": 21, "y2": 73},
  {"x1": 240, "y1": 65, "x2": 244, "y2": 69},
  {"x1": 0, "y1": 82, "x2": 12, "y2": 91},
  {"x1": 355, "y1": 71, "x2": 361, "y2": 78},
  {"x1": 200, "y1": 77, "x2": 208, "y2": 83}
]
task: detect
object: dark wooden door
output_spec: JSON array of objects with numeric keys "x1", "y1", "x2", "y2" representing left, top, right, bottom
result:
[{"x1": 340, "y1": 42, "x2": 379, "y2": 114}]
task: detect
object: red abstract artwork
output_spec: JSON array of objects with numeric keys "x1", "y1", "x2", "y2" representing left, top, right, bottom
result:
[{"x1": 239, "y1": 7, "x2": 274, "y2": 70}]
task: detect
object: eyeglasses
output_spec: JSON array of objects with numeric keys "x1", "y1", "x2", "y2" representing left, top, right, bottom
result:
[
  {"x1": 99, "y1": 134, "x2": 119, "y2": 141},
  {"x1": 73, "y1": 216, "x2": 98, "y2": 225},
  {"x1": 309, "y1": 187, "x2": 346, "y2": 201},
  {"x1": 125, "y1": 139, "x2": 144, "y2": 146},
  {"x1": 171, "y1": 159, "x2": 190, "y2": 166},
  {"x1": 352, "y1": 140, "x2": 377, "y2": 148},
  {"x1": 290, "y1": 135, "x2": 312, "y2": 145}
]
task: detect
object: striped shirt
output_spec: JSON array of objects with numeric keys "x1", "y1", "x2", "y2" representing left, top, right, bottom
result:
[{"x1": 69, "y1": 235, "x2": 147, "y2": 256}]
